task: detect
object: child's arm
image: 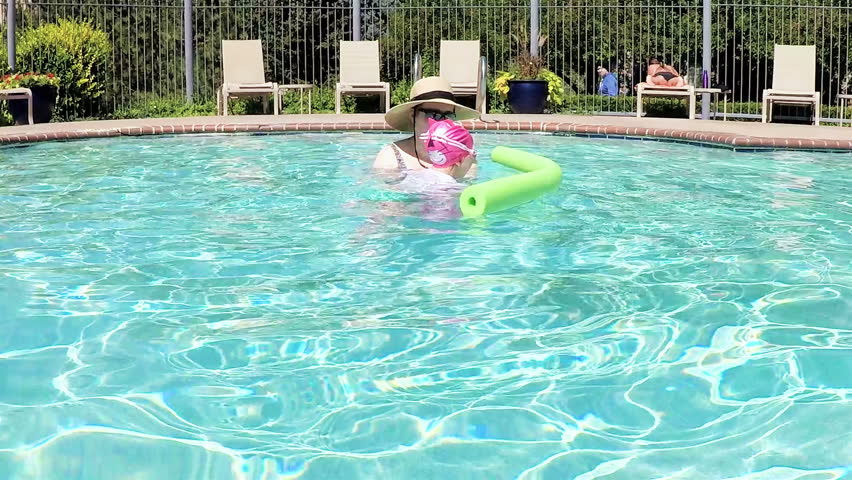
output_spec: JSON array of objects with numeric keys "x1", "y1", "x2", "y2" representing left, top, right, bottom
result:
[
  {"x1": 463, "y1": 161, "x2": 478, "y2": 178},
  {"x1": 459, "y1": 154, "x2": 478, "y2": 179}
]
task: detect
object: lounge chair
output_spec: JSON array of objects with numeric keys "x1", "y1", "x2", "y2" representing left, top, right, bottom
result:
[
  {"x1": 762, "y1": 45, "x2": 820, "y2": 126},
  {"x1": 439, "y1": 40, "x2": 487, "y2": 114},
  {"x1": 0, "y1": 88, "x2": 33, "y2": 125},
  {"x1": 636, "y1": 83, "x2": 696, "y2": 120},
  {"x1": 335, "y1": 41, "x2": 390, "y2": 114},
  {"x1": 217, "y1": 40, "x2": 279, "y2": 116}
]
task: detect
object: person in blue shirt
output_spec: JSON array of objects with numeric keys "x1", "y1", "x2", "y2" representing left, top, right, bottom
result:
[{"x1": 597, "y1": 65, "x2": 619, "y2": 96}]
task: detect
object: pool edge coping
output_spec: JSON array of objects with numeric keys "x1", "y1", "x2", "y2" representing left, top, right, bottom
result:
[{"x1": 2, "y1": 119, "x2": 852, "y2": 152}]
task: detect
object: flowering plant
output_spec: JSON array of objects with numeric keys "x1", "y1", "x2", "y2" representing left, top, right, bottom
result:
[
  {"x1": 492, "y1": 52, "x2": 566, "y2": 106},
  {"x1": 1, "y1": 72, "x2": 60, "y2": 89}
]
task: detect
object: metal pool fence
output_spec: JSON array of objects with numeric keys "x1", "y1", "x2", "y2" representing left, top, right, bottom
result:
[{"x1": 2, "y1": 0, "x2": 851, "y2": 122}]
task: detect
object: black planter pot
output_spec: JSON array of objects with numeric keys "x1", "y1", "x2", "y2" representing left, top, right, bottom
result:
[
  {"x1": 507, "y1": 79, "x2": 548, "y2": 114},
  {"x1": 8, "y1": 86, "x2": 58, "y2": 125}
]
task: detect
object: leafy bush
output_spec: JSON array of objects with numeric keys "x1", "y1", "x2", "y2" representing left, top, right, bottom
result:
[
  {"x1": 306, "y1": 85, "x2": 356, "y2": 114},
  {"x1": 15, "y1": 19, "x2": 111, "y2": 120},
  {"x1": 109, "y1": 88, "x2": 360, "y2": 119},
  {"x1": 549, "y1": 95, "x2": 851, "y2": 122},
  {"x1": 392, "y1": 80, "x2": 413, "y2": 107},
  {"x1": 111, "y1": 96, "x2": 215, "y2": 119}
]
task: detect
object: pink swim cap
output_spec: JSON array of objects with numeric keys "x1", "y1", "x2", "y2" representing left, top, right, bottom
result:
[{"x1": 419, "y1": 118, "x2": 475, "y2": 168}]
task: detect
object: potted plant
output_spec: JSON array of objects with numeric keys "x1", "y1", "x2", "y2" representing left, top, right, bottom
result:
[
  {"x1": 1, "y1": 72, "x2": 60, "y2": 124},
  {"x1": 493, "y1": 51, "x2": 566, "y2": 114}
]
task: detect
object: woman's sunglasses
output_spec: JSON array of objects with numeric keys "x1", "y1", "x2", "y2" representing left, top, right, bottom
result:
[{"x1": 417, "y1": 108, "x2": 457, "y2": 121}]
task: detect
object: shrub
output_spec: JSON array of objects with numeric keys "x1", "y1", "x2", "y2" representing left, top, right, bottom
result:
[
  {"x1": 110, "y1": 95, "x2": 215, "y2": 119},
  {"x1": 108, "y1": 89, "x2": 357, "y2": 119},
  {"x1": 307, "y1": 85, "x2": 355, "y2": 114},
  {"x1": 391, "y1": 80, "x2": 413, "y2": 107},
  {"x1": 15, "y1": 19, "x2": 111, "y2": 120}
]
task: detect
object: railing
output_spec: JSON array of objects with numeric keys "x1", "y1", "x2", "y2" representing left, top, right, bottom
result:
[{"x1": 2, "y1": 0, "x2": 850, "y2": 122}]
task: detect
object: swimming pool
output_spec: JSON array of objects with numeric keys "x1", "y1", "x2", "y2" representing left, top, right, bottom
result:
[{"x1": 0, "y1": 132, "x2": 850, "y2": 479}]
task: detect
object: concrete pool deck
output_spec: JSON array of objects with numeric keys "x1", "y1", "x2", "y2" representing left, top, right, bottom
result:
[{"x1": 1, "y1": 114, "x2": 851, "y2": 150}]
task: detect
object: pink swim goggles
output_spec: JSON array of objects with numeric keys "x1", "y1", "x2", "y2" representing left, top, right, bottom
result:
[{"x1": 419, "y1": 118, "x2": 476, "y2": 168}]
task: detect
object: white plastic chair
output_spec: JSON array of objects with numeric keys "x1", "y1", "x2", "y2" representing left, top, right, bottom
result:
[
  {"x1": 335, "y1": 41, "x2": 391, "y2": 114},
  {"x1": 217, "y1": 40, "x2": 279, "y2": 116},
  {"x1": 762, "y1": 45, "x2": 820, "y2": 126},
  {"x1": 439, "y1": 40, "x2": 487, "y2": 114}
]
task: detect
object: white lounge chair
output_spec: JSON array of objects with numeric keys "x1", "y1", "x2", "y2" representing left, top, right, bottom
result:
[
  {"x1": 0, "y1": 88, "x2": 33, "y2": 125},
  {"x1": 762, "y1": 45, "x2": 820, "y2": 126},
  {"x1": 335, "y1": 41, "x2": 390, "y2": 114},
  {"x1": 217, "y1": 40, "x2": 279, "y2": 116},
  {"x1": 439, "y1": 40, "x2": 487, "y2": 114},
  {"x1": 636, "y1": 83, "x2": 696, "y2": 120}
]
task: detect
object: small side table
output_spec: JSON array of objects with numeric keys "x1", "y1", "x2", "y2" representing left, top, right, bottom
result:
[
  {"x1": 838, "y1": 94, "x2": 852, "y2": 126},
  {"x1": 279, "y1": 84, "x2": 313, "y2": 114},
  {"x1": 694, "y1": 87, "x2": 726, "y2": 121}
]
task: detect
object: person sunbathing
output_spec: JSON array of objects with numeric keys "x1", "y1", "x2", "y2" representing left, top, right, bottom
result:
[{"x1": 645, "y1": 57, "x2": 686, "y2": 87}]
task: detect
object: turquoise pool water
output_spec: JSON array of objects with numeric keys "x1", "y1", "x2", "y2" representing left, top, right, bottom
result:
[{"x1": 0, "y1": 132, "x2": 850, "y2": 479}]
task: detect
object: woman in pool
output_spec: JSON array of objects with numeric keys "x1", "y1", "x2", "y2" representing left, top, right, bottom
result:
[
  {"x1": 374, "y1": 76, "x2": 480, "y2": 180},
  {"x1": 645, "y1": 56, "x2": 686, "y2": 87}
]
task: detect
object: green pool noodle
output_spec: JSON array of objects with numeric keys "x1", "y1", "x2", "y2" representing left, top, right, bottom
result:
[{"x1": 459, "y1": 146, "x2": 562, "y2": 217}]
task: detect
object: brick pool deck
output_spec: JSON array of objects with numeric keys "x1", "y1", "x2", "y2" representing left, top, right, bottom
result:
[{"x1": 1, "y1": 114, "x2": 851, "y2": 150}]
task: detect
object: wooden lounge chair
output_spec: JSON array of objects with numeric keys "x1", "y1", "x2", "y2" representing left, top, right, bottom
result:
[
  {"x1": 762, "y1": 45, "x2": 820, "y2": 126},
  {"x1": 440, "y1": 40, "x2": 487, "y2": 114},
  {"x1": 636, "y1": 83, "x2": 696, "y2": 120},
  {"x1": 217, "y1": 40, "x2": 279, "y2": 116},
  {"x1": 335, "y1": 41, "x2": 390, "y2": 114}
]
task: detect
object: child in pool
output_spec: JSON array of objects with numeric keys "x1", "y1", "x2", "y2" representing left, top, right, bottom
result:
[
  {"x1": 390, "y1": 118, "x2": 476, "y2": 194},
  {"x1": 374, "y1": 77, "x2": 479, "y2": 180}
]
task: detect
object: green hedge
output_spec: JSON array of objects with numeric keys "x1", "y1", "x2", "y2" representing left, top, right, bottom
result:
[
  {"x1": 15, "y1": 19, "x2": 111, "y2": 121},
  {"x1": 110, "y1": 95, "x2": 215, "y2": 119},
  {"x1": 108, "y1": 88, "x2": 362, "y2": 120}
]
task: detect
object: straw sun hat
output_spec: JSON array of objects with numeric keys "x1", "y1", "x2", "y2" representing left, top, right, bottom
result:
[{"x1": 384, "y1": 76, "x2": 480, "y2": 132}]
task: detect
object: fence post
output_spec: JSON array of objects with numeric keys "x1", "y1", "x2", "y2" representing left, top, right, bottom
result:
[
  {"x1": 530, "y1": 0, "x2": 540, "y2": 56},
  {"x1": 701, "y1": 0, "x2": 711, "y2": 119},
  {"x1": 184, "y1": 0, "x2": 193, "y2": 100},
  {"x1": 6, "y1": 0, "x2": 15, "y2": 71},
  {"x1": 353, "y1": 0, "x2": 361, "y2": 41}
]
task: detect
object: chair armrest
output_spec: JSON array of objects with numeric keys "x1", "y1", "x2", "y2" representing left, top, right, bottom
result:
[
  {"x1": 764, "y1": 89, "x2": 817, "y2": 96},
  {"x1": 638, "y1": 83, "x2": 693, "y2": 93},
  {"x1": 224, "y1": 82, "x2": 276, "y2": 92},
  {"x1": 0, "y1": 87, "x2": 33, "y2": 94},
  {"x1": 339, "y1": 82, "x2": 389, "y2": 88}
]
